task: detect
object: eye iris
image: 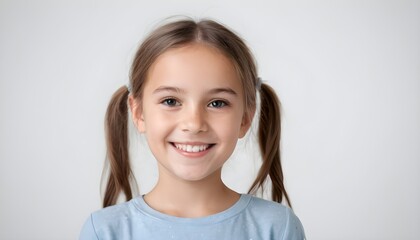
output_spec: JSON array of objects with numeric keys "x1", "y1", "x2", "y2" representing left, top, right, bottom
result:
[
  {"x1": 212, "y1": 101, "x2": 224, "y2": 107},
  {"x1": 166, "y1": 99, "x2": 176, "y2": 105}
]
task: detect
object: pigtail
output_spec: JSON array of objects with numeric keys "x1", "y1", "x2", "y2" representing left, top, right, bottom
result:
[
  {"x1": 248, "y1": 83, "x2": 292, "y2": 208},
  {"x1": 102, "y1": 86, "x2": 136, "y2": 208}
]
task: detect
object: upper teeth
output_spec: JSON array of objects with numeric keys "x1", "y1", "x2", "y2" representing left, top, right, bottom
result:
[{"x1": 174, "y1": 143, "x2": 210, "y2": 153}]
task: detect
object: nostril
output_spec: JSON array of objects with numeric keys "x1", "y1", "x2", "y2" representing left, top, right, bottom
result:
[{"x1": 181, "y1": 120, "x2": 208, "y2": 133}]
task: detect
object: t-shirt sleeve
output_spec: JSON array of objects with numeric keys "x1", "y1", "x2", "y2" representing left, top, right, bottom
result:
[
  {"x1": 281, "y1": 208, "x2": 306, "y2": 240},
  {"x1": 79, "y1": 214, "x2": 99, "y2": 240}
]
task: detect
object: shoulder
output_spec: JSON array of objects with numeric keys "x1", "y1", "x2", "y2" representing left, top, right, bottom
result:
[
  {"x1": 245, "y1": 195, "x2": 306, "y2": 239},
  {"x1": 79, "y1": 199, "x2": 137, "y2": 240},
  {"x1": 246, "y1": 195, "x2": 292, "y2": 222},
  {"x1": 91, "y1": 200, "x2": 134, "y2": 224}
]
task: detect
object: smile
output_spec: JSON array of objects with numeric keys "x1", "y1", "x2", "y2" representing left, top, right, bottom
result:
[{"x1": 172, "y1": 143, "x2": 214, "y2": 153}]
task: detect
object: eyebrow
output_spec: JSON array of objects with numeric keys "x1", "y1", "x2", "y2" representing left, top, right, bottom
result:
[
  {"x1": 153, "y1": 86, "x2": 237, "y2": 96},
  {"x1": 153, "y1": 86, "x2": 185, "y2": 94}
]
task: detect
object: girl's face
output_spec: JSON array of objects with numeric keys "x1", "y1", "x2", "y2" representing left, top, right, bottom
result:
[{"x1": 130, "y1": 43, "x2": 253, "y2": 182}]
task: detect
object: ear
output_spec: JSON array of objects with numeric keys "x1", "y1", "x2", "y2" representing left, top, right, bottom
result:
[
  {"x1": 238, "y1": 109, "x2": 255, "y2": 138},
  {"x1": 128, "y1": 95, "x2": 146, "y2": 133}
]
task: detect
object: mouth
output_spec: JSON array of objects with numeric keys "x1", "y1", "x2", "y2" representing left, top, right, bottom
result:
[{"x1": 171, "y1": 142, "x2": 215, "y2": 153}]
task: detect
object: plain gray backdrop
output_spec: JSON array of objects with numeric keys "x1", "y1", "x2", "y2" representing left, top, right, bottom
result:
[{"x1": 1, "y1": 0, "x2": 419, "y2": 239}]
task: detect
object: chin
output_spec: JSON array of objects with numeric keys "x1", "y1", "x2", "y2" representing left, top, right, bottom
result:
[
  {"x1": 176, "y1": 173, "x2": 210, "y2": 182},
  {"x1": 173, "y1": 169, "x2": 217, "y2": 182}
]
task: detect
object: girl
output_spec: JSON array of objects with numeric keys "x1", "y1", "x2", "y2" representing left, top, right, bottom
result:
[{"x1": 80, "y1": 18, "x2": 305, "y2": 240}]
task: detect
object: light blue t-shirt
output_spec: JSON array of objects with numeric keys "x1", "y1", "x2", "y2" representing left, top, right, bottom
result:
[{"x1": 80, "y1": 194, "x2": 305, "y2": 240}]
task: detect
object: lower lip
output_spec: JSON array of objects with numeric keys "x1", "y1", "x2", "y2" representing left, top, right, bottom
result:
[{"x1": 171, "y1": 143, "x2": 214, "y2": 158}]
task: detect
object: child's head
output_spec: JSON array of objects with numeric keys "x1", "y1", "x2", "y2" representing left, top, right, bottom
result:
[
  {"x1": 103, "y1": 18, "x2": 291, "y2": 208},
  {"x1": 129, "y1": 42, "x2": 253, "y2": 183}
]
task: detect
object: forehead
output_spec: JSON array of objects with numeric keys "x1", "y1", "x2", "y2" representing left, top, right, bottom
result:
[{"x1": 145, "y1": 43, "x2": 241, "y2": 91}]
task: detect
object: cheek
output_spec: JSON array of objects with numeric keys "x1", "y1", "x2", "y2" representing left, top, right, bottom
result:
[
  {"x1": 145, "y1": 114, "x2": 168, "y2": 134},
  {"x1": 212, "y1": 114, "x2": 244, "y2": 140},
  {"x1": 144, "y1": 121, "x2": 169, "y2": 155}
]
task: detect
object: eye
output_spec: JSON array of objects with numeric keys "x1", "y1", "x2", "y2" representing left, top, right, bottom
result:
[
  {"x1": 161, "y1": 98, "x2": 181, "y2": 107},
  {"x1": 208, "y1": 100, "x2": 228, "y2": 108}
]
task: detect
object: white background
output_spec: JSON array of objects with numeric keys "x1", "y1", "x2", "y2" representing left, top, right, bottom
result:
[{"x1": 1, "y1": 0, "x2": 419, "y2": 239}]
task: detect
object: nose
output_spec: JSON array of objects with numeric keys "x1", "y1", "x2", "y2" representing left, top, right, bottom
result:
[{"x1": 181, "y1": 106, "x2": 208, "y2": 134}]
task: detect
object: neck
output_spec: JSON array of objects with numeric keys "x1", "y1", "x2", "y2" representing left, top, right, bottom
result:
[{"x1": 144, "y1": 169, "x2": 240, "y2": 218}]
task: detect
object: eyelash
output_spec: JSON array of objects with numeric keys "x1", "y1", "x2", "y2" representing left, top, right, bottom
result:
[{"x1": 160, "y1": 98, "x2": 229, "y2": 108}]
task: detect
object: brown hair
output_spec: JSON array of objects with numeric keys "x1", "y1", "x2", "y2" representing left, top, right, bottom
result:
[{"x1": 102, "y1": 17, "x2": 291, "y2": 208}]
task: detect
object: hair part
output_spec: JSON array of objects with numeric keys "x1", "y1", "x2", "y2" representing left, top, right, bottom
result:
[{"x1": 102, "y1": 17, "x2": 292, "y2": 208}]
